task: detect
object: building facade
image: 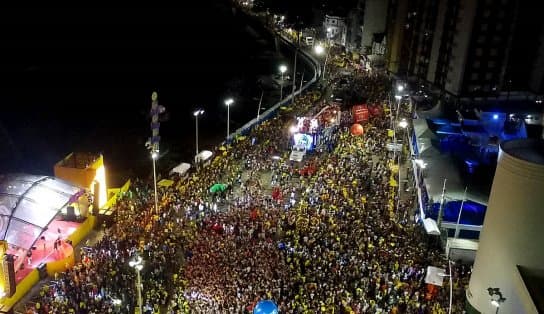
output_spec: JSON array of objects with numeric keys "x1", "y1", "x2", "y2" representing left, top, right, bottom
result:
[
  {"x1": 323, "y1": 14, "x2": 347, "y2": 46},
  {"x1": 386, "y1": 0, "x2": 544, "y2": 100}
]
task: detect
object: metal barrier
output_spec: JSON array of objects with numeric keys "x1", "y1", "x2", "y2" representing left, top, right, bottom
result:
[{"x1": 225, "y1": 32, "x2": 321, "y2": 142}]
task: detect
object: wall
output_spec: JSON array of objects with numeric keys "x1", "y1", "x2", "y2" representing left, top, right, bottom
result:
[{"x1": 467, "y1": 140, "x2": 544, "y2": 313}]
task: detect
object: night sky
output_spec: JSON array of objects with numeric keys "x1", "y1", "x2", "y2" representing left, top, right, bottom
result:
[{"x1": 0, "y1": 3, "x2": 301, "y2": 185}]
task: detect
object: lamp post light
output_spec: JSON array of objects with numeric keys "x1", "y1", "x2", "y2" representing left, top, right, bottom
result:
[
  {"x1": 314, "y1": 44, "x2": 329, "y2": 80},
  {"x1": 279, "y1": 65, "x2": 287, "y2": 100},
  {"x1": 488, "y1": 287, "x2": 506, "y2": 314},
  {"x1": 438, "y1": 260, "x2": 453, "y2": 314},
  {"x1": 224, "y1": 98, "x2": 234, "y2": 141},
  {"x1": 129, "y1": 256, "x2": 144, "y2": 314},
  {"x1": 397, "y1": 119, "x2": 408, "y2": 211},
  {"x1": 193, "y1": 109, "x2": 205, "y2": 164},
  {"x1": 151, "y1": 151, "x2": 159, "y2": 214}
]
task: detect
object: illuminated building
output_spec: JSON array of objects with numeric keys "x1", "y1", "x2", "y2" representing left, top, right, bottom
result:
[{"x1": 54, "y1": 152, "x2": 108, "y2": 214}]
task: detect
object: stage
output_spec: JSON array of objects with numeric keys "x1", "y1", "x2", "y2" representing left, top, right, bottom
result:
[{"x1": 7, "y1": 219, "x2": 80, "y2": 283}]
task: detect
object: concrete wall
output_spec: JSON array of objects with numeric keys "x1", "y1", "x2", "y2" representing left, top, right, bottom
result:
[
  {"x1": 467, "y1": 139, "x2": 544, "y2": 313},
  {"x1": 444, "y1": 0, "x2": 478, "y2": 95}
]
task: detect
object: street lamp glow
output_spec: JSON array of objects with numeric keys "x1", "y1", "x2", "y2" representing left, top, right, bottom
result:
[
  {"x1": 399, "y1": 119, "x2": 408, "y2": 129},
  {"x1": 279, "y1": 65, "x2": 287, "y2": 73},
  {"x1": 395, "y1": 95, "x2": 402, "y2": 100},
  {"x1": 491, "y1": 300, "x2": 500, "y2": 307},
  {"x1": 224, "y1": 98, "x2": 234, "y2": 106},
  {"x1": 193, "y1": 109, "x2": 204, "y2": 116},
  {"x1": 151, "y1": 151, "x2": 158, "y2": 159},
  {"x1": 397, "y1": 85, "x2": 404, "y2": 92},
  {"x1": 112, "y1": 299, "x2": 122, "y2": 305},
  {"x1": 327, "y1": 27, "x2": 332, "y2": 33},
  {"x1": 314, "y1": 45, "x2": 325, "y2": 55}
]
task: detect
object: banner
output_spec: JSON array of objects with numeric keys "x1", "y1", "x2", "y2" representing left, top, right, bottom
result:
[{"x1": 352, "y1": 105, "x2": 369, "y2": 123}]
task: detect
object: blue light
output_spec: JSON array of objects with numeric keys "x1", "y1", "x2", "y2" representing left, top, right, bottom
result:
[{"x1": 492, "y1": 114, "x2": 499, "y2": 120}]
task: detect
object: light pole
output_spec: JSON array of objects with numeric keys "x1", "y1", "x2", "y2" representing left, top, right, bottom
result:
[
  {"x1": 397, "y1": 119, "x2": 408, "y2": 212},
  {"x1": 151, "y1": 151, "x2": 159, "y2": 214},
  {"x1": 438, "y1": 260, "x2": 453, "y2": 314},
  {"x1": 224, "y1": 98, "x2": 234, "y2": 141},
  {"x1": 129, "y1": 255, "x2": 144, "y2": 314},
  {"x1": 193, "y1": 109, "x2": 204, "y2": 164},
  {"x1": 279, "y1": 65, "x2": 287, "y2": 101},
  {"x1": 314, "y1": 44, "x2": 329, "y2": 80}
]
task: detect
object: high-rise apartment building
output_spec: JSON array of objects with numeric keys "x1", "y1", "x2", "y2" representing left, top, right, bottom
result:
[{"x1": 386, "y1": 0, "x2": 544, "y2": 99}]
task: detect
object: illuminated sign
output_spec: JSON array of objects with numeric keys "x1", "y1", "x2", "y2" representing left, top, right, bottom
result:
[{"x1": 293, "y1": 133, "x2": 314, "y2": 150}]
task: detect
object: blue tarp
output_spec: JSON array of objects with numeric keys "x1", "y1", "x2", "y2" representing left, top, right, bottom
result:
[{"x1": 428, "y1": 200, "x2": 487, "y2": 226}]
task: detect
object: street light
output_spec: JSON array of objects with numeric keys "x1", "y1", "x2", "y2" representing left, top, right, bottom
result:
[
  {"x1": 129, "y1": 256, "x2": 144, "y2": 314},
  {"x1": 279, "y1": 65, "x2": 287, "y2": 100},
  {"x1": 193, "y1": 109, "x2": 205, "y2": 164},
  {"x1": 314, "y1": 44, "x2": 329, "y2": 80},
  {"x1": 437, "y1": 260, "x2": 453, "y2": 314},
  {"x1": 488, "y1": 287, "x2": 506, "y2": 314},
  {"x1": 399, "y1": 119, "x2": 408, "y2": 129},
  {"x1": 224, "y1": 98, "x2": 234, "y2": 141},
  {"x1": 397, "y1": 84, "x2": 404, "y2": 92},
  {"x1": 151, "y1": 150, "x2": 159, "y2": 214}
]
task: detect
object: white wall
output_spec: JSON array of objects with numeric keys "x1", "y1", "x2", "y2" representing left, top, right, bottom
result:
[{"x1": 467, "y1": 140, "x2": 544, "y2": 313}]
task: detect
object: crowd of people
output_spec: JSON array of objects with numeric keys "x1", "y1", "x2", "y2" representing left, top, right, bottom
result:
[{"x1": 24, "y1": 17, "x2": 471, "y2": 314}]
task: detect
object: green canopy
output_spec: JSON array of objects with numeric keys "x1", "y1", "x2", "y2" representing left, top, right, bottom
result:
[{"x1": 209, "y1": 183, "x2": 228, "y2": 193}]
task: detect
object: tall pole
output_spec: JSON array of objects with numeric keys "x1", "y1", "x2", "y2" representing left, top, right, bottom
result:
[
  {"x1": 448, "y1": 260, "x2": 453, "y2": 314},
  {"x1": 454, "y1": 186, "x2": 468, "y2": 238},
  {"x1": 257, "y1": 89, "x2": 264, "y2": 120},
  {"x1": 227, "y1": 103, "x2": 230, "y2": 140},
  {"x1": 149, "y1": 92, "x2": 163, "y2": 215},
  {"x1": 136, "y1": 267, "x2": 143, "y2": 314},
  {"x1": 152, "y1": 156, "x2": 158, "y2": 214},
  {"x1": 437, "y1": 178, "x2": 447, "y2": 228},
  {"x1": 323, "y1": 50, "x2": 329, "y2": 80},
  {"x1": 195, "y1": 114, "x2": 199, "y2": 159},
  {"x1": 280, "y1": 72, "x2": 284, "y2": 100}
]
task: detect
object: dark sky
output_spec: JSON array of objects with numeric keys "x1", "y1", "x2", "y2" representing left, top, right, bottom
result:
[{"x1": 0, "y1": 3, "x2": 296, "y2": 184}]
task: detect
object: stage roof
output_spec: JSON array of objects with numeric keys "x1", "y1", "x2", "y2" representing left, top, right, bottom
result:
[{"x1": 0, "y1": 174, "x2": 82, "y2": 250}]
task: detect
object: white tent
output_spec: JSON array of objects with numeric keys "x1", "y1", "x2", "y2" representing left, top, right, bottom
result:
[
  {"x1": 170, "y1": 162, "x2": 191, "y2": 176},
  {"x1": 195, "y1": 150, "x2": 213, "y2": 162},
  {"x1": 425, "y1": 266, "x2": 446, "y2": 286},
  {"x1": 423, "y1": 218, "x2": 441, "y2": 235}
]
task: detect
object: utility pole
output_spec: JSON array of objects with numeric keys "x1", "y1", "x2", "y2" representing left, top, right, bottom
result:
[{"x1": 437, "y1": 178, "x2": 447, "y2": 228}]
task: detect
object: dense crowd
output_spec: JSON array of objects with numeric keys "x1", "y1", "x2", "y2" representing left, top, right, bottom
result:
[{"x1": 25, "y1": 29, "x2": 470, "y2": 314}]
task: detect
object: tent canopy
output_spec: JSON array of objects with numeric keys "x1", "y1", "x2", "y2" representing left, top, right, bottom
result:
[
  {"x1": 210, "y1": 183, "x2": 228, "y2": 193},
  {"x1": 423, "y1": 218, "x2": 440, "y2": 235},
  {"x1": 0, "y1": 174, "x2": 82, "y2": 250},
  {"x1": 170, "y1": 162, "x2": 191, "y2": 176},
  {"x1": 196, "y1": 150, "x2": 213, "y2": 162},
  {"x1": 425, "y1": 266, "x2": 446, "y2": 286}
]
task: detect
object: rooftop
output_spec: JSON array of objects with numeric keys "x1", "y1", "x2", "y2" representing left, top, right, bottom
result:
[
  {"x1": 501, "y1": 139, "x2": 544, "y2": 165},
  {"x1": 0, "y1": 174, "x2": 82, "y2": 250}
]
